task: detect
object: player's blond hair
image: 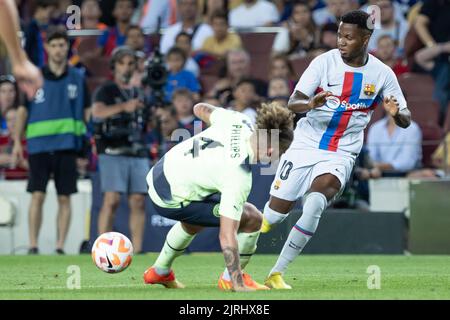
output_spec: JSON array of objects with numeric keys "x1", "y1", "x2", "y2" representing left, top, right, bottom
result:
[{"x1": 256, "y1": 102, "x2": 295, "y2": 154}]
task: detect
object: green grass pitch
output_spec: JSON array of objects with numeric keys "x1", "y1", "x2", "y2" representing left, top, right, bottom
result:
[{"x1": 0, "y1": 254, "x2": 449, "y2": 300}]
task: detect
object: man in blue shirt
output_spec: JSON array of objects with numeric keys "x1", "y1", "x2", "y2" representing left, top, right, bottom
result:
[
  {"x1": 367, "y1": 114, "x2": 422, "y2": 174},
  {"x1": 164, "y1": 47, "x2": 201, "y2": 102}
]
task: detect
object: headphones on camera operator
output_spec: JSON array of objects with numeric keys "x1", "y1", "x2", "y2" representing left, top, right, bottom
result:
[{"x1": 93, "y1": 46, "x2": 149, "y2": 157}]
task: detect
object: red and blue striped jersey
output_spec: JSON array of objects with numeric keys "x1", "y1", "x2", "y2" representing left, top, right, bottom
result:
[{"x1": 291, "y1": 49, "x2": 407, "y2": 158}]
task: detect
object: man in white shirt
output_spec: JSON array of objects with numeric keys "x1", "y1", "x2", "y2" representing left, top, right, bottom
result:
[
  {"x1": 229, "y1": 0, "x2": 280, "y2": 28},
  {"x1": 159, "y1": 0, "x2": 213, "y2": 54}
]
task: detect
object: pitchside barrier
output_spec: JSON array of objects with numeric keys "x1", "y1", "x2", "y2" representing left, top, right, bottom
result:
[{"x1": 0, "y1": 168, "x2": 449, "y2": 254}]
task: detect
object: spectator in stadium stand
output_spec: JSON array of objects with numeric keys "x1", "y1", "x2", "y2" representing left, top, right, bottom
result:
[
  {"x1": 367, "y1": 0, "x2": 409, "y2": 56},
  {"x1": 367, "y1": 114, "x2": 423, "y2": 175},
  {"x1": 0, "y1": 108, "x2": 28, "y2": 180},
  {"x1": 272, "y1": 1, "x2": 318, "y2": 58},
  {"x1": 209, "y1": 49, "x2": 268, "y2": 105},
  {"x1": 95, "y1": 0, "x2": 137, "y2": 57},
  {"x1": 376, "y1": 34, "x2": 409, "y2": 77},
  {"x1": 175, "y1": 32, "x2": 200, "y2": 78},
  {"x1": 319, "y1": 22, "x2": 338, "y2": 49},
  {"x1": 125, "y1": 25, "x2": 150, "y2": 55},
  {"x1": 200, "y1": 0, "x2": 229, "y2": 24},
  {"x1": 414, "y1": 0, "x2": 450, "y2": 125},
  {"x1": 229, "y1": 0, "x2": 280, "y2": 28},
  {"x1": 147, "y1": 106, "x2": 184, "y2": 162},
  {"x1": 78, "y1": 0, "x2": 108, "y2": 30},
  {"x1": 312, "y1": 0, "x2": 354, "y2": 27},
  {"x1": 160, "y1": 0, "x2": 214, "y2": 55},
  {"x1": 12, "y1": 29, "x2": 91, "y2": 255},
  {"x1": 267, "y1": 77, "x2": 291, "y2": 106},
  {"x1": 164, "y1": 47, "x2": 201, "y2": 102},
  {"x1": 24, "y1": 0, "x2": 59, "y2": 68},
  {"x1": 228, "y1": 78, "x2": 259, "y2": 124},
  {"x1": 69, "y1": 0, "x2": 108, "y2": 68},
  {"x1": 0, "y1": 75, "x2": 22, "y2": 134},
  {"x1": 360, "y1": 0, "x2": 414, "y2": 23},
  {"x1": 139, "y1": 0, "x2": 177, "y2": 33},
  {"x1": 268, "y1": 54, "x2": 296, "y2": 91},
  {"x1": 201, "y1": 10, "x2": 243, "y2": 59},
  {"x1": 172, "y1": 88, "x2": 203, "y2": 136}
]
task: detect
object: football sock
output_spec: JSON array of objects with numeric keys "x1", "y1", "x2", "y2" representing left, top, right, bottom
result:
[
  {"x1": 222, "y1": 230, "x2": 260, "y2": 281},
  {"x1": 270, "y1": 192, "x2": 328, "y2": 275},
  {"x1": 263, "y1": 201, "x2": 289, "y2": 225},
  {"x1": 154, "y1": 222, "x2": 195, "y2": 275}
]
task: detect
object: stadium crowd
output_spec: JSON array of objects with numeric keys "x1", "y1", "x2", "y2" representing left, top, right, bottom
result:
[{"x1": 0, "y1": 0, "x2": 449, "y2": 253}]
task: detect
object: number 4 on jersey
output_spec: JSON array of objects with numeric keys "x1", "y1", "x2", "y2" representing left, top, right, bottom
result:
[{"x1": 184, "y1": 137, "x2": 224, "y2": 158}]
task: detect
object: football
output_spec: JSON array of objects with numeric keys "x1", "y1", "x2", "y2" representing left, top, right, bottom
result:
[{"x1": 92, "y1": 232, "x2": 134, "y2": 273}]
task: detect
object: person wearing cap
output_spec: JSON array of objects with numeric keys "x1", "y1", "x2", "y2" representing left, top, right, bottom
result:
[
  {"x1": 12, "y1": 28, "x2": 91, "y2": 255},
  {"x1": 92, "y1": 46, "x2": 149, "y2": 254}
]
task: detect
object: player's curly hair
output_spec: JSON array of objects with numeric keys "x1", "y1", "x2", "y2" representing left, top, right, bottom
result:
[{"x1": 256, "y1": 103, "x2": 295, "y2": 154}]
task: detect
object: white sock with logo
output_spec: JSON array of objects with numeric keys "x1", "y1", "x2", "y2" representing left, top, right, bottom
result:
[{"x1": 270, "y1": 192, "x2": 328, "y2": 275}]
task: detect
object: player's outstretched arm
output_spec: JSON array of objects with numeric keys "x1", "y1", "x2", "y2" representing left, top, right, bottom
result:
[
  {"x1": 383, "y1": 96, "x2": 411, "y2": 128},
  {"x1": 219, "y1": 216, "x2": 254, "y2": 292},
  {"x1": 0, "y1": 0, "x2": 43, "y2": 99},
  {"x1": 288, "y1": 90, "x2": 332, "y2": 113},
  {"x1": 193, "y1": 102, "x2": 217, "y2": 126}
]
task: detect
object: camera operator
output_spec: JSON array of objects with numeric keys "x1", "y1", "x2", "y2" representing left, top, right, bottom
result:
[{"x1": 92, "y1": 46, "x2": 149, "y2": 253}]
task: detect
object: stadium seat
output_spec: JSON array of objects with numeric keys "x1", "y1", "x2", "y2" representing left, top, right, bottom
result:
[
  {"x1": 403, "y1": 26, "x2": 424, "y2": 69},
  {"x1": 86, "y1": 77, "x2": 108, "y2": 95},
  {"x1": 406, "y1": 97, "x2": 440, "y2": 127},
  {"x1": 83, "y1": 57, "x2": 111, "y2": 79},
  {"x1": 250, "y1": 53, "x2": 272, "y2": 81},
  {"x1": 199, "y1": 74, "x2": 219, "y2": 95},
  {"x1": 239, "y1": 33, "x2": 276, "y2": 81},
  {"x1": 420, "y1": 123, "x2": 444, "y2": 168},
  {"x1": 398, "y1": 72, "x2": 435, "y2": 100},
  {"x1": 240, "y1": 32, "x2": 277, "y2": 55},
  {"x1": 76, "y1": 36, "x2": 98, "y2": 57},
  {"x1": 291, "y1": 56, "x2": 313, "y2": 78},
  {"x1": 0, "y1": 196, "x2": 16, "y2": 254},
  {"x1": 199, "y1": 58, "x2": 225, "y2": 76}
]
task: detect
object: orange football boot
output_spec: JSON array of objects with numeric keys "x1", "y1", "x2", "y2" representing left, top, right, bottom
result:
[
  {"x1": 218, "y1": 272, "x2": 269, "y2": 291},
  {"x1": 143, "y1": 267, "x2": 185, "y2": 289}
]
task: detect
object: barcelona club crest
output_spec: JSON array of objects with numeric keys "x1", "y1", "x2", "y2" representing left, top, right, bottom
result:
[
  {"x1": 363, "y1": 84, "x2": 375, "y2": 96},
  {"x1": 274, "y1": 180, "x2": 281, "y2": 190}
]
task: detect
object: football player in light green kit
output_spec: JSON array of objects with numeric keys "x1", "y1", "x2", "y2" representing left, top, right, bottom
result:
[{"x1": 143, "y1": 102, "x2": 294, "y2": 292}]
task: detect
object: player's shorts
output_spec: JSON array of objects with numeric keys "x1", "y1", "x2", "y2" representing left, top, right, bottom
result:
[
  {"x1": 148, "y1": 158, "x2": 221, "y2": 227},
  {"x1": 98, "y1": 154, "x2": 150, "y2": 194},
  {"x1": 149, "y1": 194, "x2": 221, "y2": 227},
  {"x1": 269, "y1": 147, "x2": 355, "y2": 202},
  {"x1": 27, "y1": 150, "x2": 78, "y2": 195}
]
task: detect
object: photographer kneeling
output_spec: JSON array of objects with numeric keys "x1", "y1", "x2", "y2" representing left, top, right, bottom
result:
[{"x1": 92, "y1": 46, "x2": 149, "y2": 253}]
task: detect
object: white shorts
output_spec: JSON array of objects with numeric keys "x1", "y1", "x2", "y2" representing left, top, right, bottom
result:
[{"x1": 269, "y1": 147, "x2": 355, "y2": 202}]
